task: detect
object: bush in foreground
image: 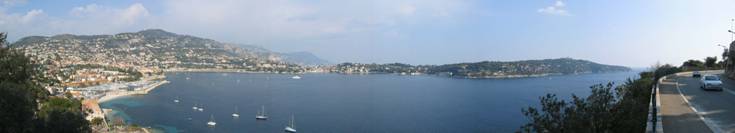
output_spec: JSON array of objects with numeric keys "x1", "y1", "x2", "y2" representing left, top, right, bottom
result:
[
  {"x1": 519, "y1": 66, "x2": 677, "y2": 133},
  {"x1": 0, "y1": 33, "x2": 89, "y2": 132}
]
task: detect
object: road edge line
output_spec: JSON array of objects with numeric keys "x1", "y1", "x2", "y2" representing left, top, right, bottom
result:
[
  {"x1": 655, "y1": 77, "x2": 663, "y2": 133},
  {"x1": 674, "y1": 78, "x2": 724, "y2": 133}
]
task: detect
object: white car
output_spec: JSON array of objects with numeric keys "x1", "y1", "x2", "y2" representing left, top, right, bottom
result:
[{"x1": 700, "y1": 75, "x2": 723, "y2": 91}]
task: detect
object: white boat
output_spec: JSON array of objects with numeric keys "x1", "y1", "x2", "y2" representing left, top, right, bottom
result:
[
  {"x1": 186, "y1": 77, "x2": 191, "y2": 80},
  {"x1": 192, "y1": 104, "x2": 198, "y2": 110},
  {"x1": 207, "y1": 115, "x2": 216, "y2": 127},
  {"x1": 173, "y1": 96, "x2": 180, "y2": 103},
  {"x1": 198, "y1": 104, "x2": 204, "y2": 112},
  {"x1": 284, "y1": 115, "x2": 296, "y2": 132},
  {"x1": 255, "y1": 106, "x2": 268, "y2": 120},
  {"x1": 291, "y1": 75, "x2": 301, "y2": 79},
  {"x1": 232, "y1": 106, "x2": 240, "y2": 118}
]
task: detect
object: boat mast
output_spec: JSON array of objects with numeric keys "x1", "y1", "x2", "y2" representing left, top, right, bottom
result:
[{"x1": 290, "y1": 115, "x2": 295, "y2": 128}]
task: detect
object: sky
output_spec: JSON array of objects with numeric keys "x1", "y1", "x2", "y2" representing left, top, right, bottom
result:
[{"x1": 1, "y1": 0, "x2": 734, "y2": 67}]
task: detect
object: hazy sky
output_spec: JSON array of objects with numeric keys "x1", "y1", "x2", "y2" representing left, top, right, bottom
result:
[{"x1": 1, "y1": 0, "x2": 734, "y2": 67}]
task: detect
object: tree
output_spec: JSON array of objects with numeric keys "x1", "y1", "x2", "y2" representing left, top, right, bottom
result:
[
  {"x1": 705, "y1": 56, "x2": 718, "y2": 68},
  {"x1": 520, "y1": 70, "x2": 658, "y2": 133},
  {"x1": 0, "y1": 32, "x2": 43, "y2": 132},
  {"x1": 0, "y1": 32, "x2": 90, "y2": 132},
  {"x1": 520, "y1": 83, "x2": 618, "y2": 133},
  {"x1": 681, "y1": 59, "x2": 704, "y2": 70},
  {"x1": 654, "y1": 64, "x2": 681, "y2": 80},
  {"x1": 37, "y1": 97, "x2": 90, "y2": 133}
]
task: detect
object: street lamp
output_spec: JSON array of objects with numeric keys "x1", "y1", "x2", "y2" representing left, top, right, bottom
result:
[{"x1": 718, "y1": 44, "x2": 727, "y2": 48}]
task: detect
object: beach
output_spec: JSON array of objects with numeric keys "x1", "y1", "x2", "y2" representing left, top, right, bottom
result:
[{"x1": 97, "y1": 80, "x2": 170, "y2": 103}]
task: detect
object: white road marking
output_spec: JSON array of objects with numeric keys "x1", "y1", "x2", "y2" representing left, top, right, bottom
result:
[
  {"x1": 674, "y1": 78, "x2": 724, "y2": 133},
  {"x1": 723, "y1": 87, "x2": 735, "y2": 97}
]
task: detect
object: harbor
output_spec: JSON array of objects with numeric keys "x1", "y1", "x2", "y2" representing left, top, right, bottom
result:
[{"x1": 75, "y1": 75, "x2": 169, "y2": 132}]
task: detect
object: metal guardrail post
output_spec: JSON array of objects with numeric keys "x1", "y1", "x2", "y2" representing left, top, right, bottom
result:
[
  {"x1": 647, "y1": 77, "x2": 664, "y2": 133},
  {"x1": 652, "y1": 83, "x2": 657, "y2": 133}
]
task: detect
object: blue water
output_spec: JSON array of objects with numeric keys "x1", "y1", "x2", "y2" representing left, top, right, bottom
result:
[{"x1": 100, "y1": 71, "x2": 640, "y2": 133}]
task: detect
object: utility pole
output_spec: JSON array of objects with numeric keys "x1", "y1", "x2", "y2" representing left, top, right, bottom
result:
[{"x1": 730, "y1": 18, "x2": 735, "y2": 42}]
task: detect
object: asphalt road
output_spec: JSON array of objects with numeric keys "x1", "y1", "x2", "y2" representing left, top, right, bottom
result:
[{"x1": 660, "y1": 70, "x2": 735, "y2": 133}]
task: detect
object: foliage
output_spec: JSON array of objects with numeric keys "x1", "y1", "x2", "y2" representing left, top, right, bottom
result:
[
  {"x1": 37, "y1": 97, "x2": 90, "y2": 133},
  {"x1": 705, "y1": 56, "x2": 718, "y2": 68},
  {"x1": 681, "y1": 57, "x2": 721, "y2": 71},
  {"x1": 681, "y1": 59, "x2": 704, "y2": 70},
  {"x1": 0, "y1": 33, "x2": 90, "y2": 132},
  {"x1": 654, "y1": 64, "x2": 681, "y2": 80},
  {"x1": 520, "y1": 70, "x2": 656, "y2": 133},
  {"x1": 0, "y1": 32, "x2": 43, "y2": 132},
  {"x1": 90, "y1": 118, "x2": 104, "y2": 126}
]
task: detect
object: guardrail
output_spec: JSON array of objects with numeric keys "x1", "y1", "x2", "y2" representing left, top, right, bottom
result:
[{"x1": 646, "y1": 78, "x2": 664, "y2": 133}]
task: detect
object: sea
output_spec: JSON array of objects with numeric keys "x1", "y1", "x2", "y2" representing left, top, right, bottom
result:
[{"x1": 100, "y1": 70, "x2": 641, "y2": 133}]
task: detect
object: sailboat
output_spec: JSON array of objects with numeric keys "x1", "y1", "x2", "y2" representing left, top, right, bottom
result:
[
  {"x1": 284, "y1": 115, "x2": 296, "y2": 132},
  {"x1": 232, "y1": 106, "x2": 240, "y2": 118},
  {"x1": 173, "y1": 96, "x2": 180, "y2": 103},
  {"x1": 255, "y1": 106, "x2": 268, "y2": 120},
  {"x1": 207, "y1": 115, "x2": 217, "y2": 127}
]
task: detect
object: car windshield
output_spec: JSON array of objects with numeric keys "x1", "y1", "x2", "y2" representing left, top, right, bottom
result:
[{"x1": 705, "y1": 76, "x2": 719, "y2": 81}]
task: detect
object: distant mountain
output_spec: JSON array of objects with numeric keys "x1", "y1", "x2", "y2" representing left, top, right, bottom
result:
[
  {"x1": 10, "y1": 29, "x2": 307, "y2": 72},
  {"x1": 332, "y1": 58, "x2": 631, "y2": 78},
  {"x1": 281, "y1": 51, "x2": 331, "y2": 66}
]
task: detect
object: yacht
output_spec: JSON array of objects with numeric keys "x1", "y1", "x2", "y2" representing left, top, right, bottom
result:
[
  {"x1": 207, "y1": 115, "x2": 216, "y2": 127},
  {"x1": 232, "y1": 106, "x2": 240, "y2": 118},
  {"x1": 255, "y1": 106, "x2": 268, "y2": 120},
  {"x1": 291, "y1": 75, "x2": 301, "y2": 79},
  {"x1": 284, "y1": 115, "x2": 296, "y2": 132}
]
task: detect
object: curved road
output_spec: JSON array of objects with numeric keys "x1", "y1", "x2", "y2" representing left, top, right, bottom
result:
[{"x1": 660, "y1": 70, "x2": 735, "y2": 133}]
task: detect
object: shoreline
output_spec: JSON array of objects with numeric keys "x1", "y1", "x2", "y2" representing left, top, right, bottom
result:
[
  {"x1": 164, "y1": 68, "x2": 324, "y2": 73},
  {"x1": 97, "y1": 79, "x2": 170, "y2": 103}
]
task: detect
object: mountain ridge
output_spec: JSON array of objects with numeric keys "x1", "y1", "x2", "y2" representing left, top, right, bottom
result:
[
  {"x1": 332, "y1": 58, "x2": 631, "y2": 78},
  {"x1": 11, "y1": 29, "x2": 327, "y2": 67}
]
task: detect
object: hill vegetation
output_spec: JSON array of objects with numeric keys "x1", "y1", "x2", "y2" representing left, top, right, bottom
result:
[{"x1": 333, "y1": 58, "x2": 631, "y2": 78}]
